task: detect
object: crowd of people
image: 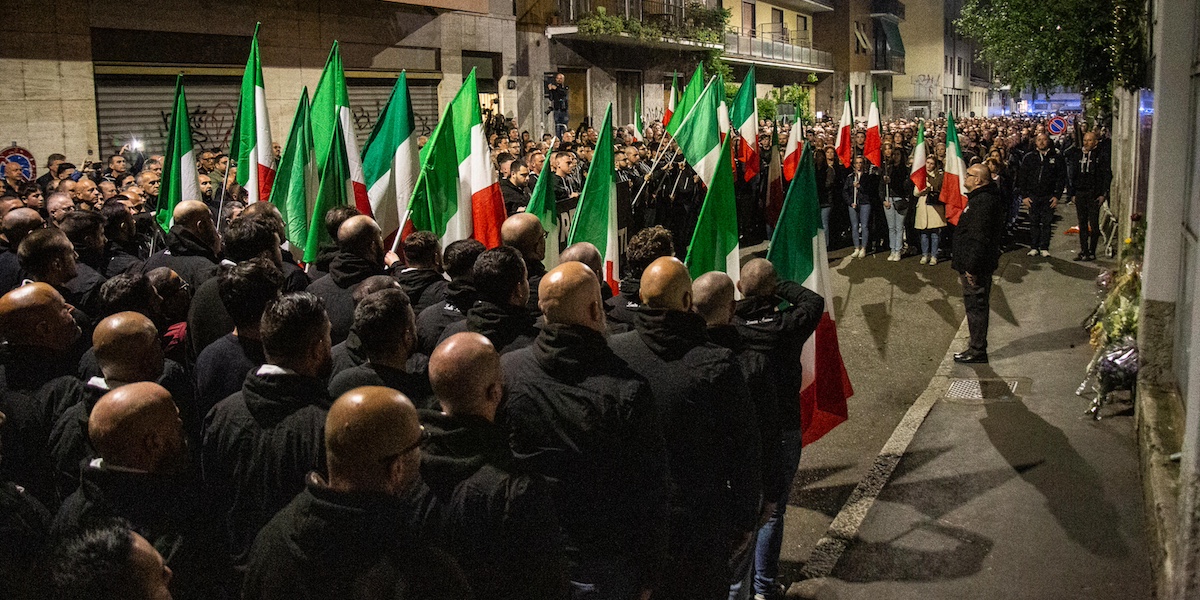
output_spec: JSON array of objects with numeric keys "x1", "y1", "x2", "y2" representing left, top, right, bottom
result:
[{"x1": 0, "y1": 104, "x2": 1110, "y2": 600}]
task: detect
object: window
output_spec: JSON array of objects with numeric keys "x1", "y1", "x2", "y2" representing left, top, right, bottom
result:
[
  {"x1": 742, "y1": 0, "x2": 756, "y2": 37},
  {"x1": 796, "y1": 14, "x2": 809, "y2": 44},
  {"x1": 957, "y1": 57, "x2": 963, "y2": 76}
]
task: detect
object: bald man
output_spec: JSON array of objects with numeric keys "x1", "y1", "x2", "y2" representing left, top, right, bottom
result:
[
  {"x1": 243, "y1": 386, "x2": 470, "y2": 600},
  {"x1": 0, "y1": 207, "x2": 43, "y2": 294},
  {"x1": 609, "y1": 258, "x2": 759, "y2": 599},
  {"x1": 1065, "y1": 131, "x2": 1111, "y2": 261},
  {"x1": 54, "y1": 382, "x2": 223, "y2": 599},
  {"x1": 731, "y1": 258, "x2": 824, "y2": 599},
  {"x1": 952, "y1": 163, "x2": 1006, "y2": 363},
  {"x1": 306, "y1": 215, "x2": 400, "y2": 345},
  {"x1": 143, "y1": 200, "x2": 221, "y2": 288},
  {"x1": 501, "y1": 261, "x2": 667, "y2": 597},
  {"x1": 561, "y1": 241, "x2": 616, "y2": 303},
  {"x1": 500, "y1": 212, "x2": 547, "y2": 313},
  {"x1": 418, "y1": 332, "x2": 566, "y2": 599}
]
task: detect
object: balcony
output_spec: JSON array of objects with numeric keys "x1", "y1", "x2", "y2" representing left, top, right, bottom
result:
[
  {"x1": 547, "y1": 0, "x2": 725, "y2": 50},
  {"x1": 869, "y1": 0, "x2": 905, "y2": 22},
  {"x1": 769, "y1": 0, "x2": 835, "y2": 14},
  {"x1": 872, "y1": 51, "x2": 905, "y2": 75},
  {"x1": 723, "y1": 26, "x2": 835, "y2": 73}
]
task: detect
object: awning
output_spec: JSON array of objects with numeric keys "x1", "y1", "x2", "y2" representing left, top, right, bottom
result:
[{"x1": 878, "y1": 18, "x2": 905, "y2": 56}]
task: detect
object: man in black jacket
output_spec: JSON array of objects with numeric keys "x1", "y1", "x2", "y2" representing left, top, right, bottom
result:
[
  {"x1": 501, "y1": 261, "x2": 668, "y2": 599},
  {"x1": 328, "y1": 289, "x2": 434, "y2": 407},
  {"x1": 605, "y1": 225, "x2": 674, "y2": 327},
  {"x1": 501, "y1": 212, "x2": 548, "y2": 313},
  {"x1": 395, "y1": 231, "x2": 447, "y2": 314},
  {"x1": 0, "y1": 405, "x2": 52, "y2": 600},
  {"x1": 732, "y1": 258, "x2": 825, "y2": 600},
  {"x1": 610, "y1": 257, "x2": 760, "y2": 600},
  {"x1": 952, "y1": 164, "x2": 1008, "y2": 364},
  {"x1": 421, "y1": 331, "x2": 567, "y2": 599},
  {"x1": 438, "y1": 245, "x2": 539, "y2": 354},
  {"x1": 306, "y1": 215, "x2": 399, "y2": 345},
  {"x1": 143, "y1": 200, "x2": 222, "y2": 288},
  {"x1": 1065, "y1": 131, "x2": 1112, "y2": 261},
  {"x1": 242, "y1": 385, "x2": 471, "y2": 600},
  {"x1": 501, "y1": 158, "x2": 531, "y2": 216},
  {"x1": 330, "y1": 275, "x2": 405, "y2": 375},
  {"x1": 0, "y1": 208, "x2": 43, "y2": 294},
  {"x1": 1016, "y1": 132, "x2": 1066, "y2": 257},
  {"x1": 99, "y1": 203, "x2": 144, "y2": 279},
  {"x1": 58, "y1": 211, "x2": 109, "y2": 318},
  {"x1": 416, "y1": 239, "x2": 484, "y2": 355},
  {"x1": 201, "y1": 292, "x2": 333, "y2": 575}
]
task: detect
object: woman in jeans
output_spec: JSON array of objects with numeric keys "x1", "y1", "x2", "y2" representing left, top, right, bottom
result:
[
  {"x1": 843, "y1": 155, "x2": 878, "y2": 258},
  {"x1": 880, "y1": 145, "x2": 911, "y2": 261},
  {"x1": 815, "y1": 146, "x2": 846, "y2": 247},
  {"x1": 913, "y1": 156, "x2": 946, "y2": 264}
]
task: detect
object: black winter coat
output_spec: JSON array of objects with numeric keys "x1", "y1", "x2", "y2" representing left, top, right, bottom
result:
[
  {"x1": 0, "y1": 345, "x2": 80, "y2": 506},
  {"x1": 438, "y1": 300, "x2": 540, "y2": 355},
  {"x1": 415, "y1": 279, "x2": 474, "y2": 356},
  {"x1": 952, "y1": 182, "x2": 1007, "y2": 276},
  {"x1": 306, "y1": 252, "x2": 392, "y2": 345},
  {"x1": 1015, "y1": 148, "x2": 1067, "y2": 199},
  {"x1": 604, "y1": 277, "x2": 643, "y2": 328},
  {"x1": 395, "y1": 268, "x2": 449, "y2": 314},
  {"x1": 500, "y1": 324, "x2": 668, "y2": 587},
  {"x1": 418, "y1": 411, "x2": 568, "y2": 600},
  {"x1": 194, "y1": 333, "x2": 265, "y2": 434},
  {"x1": 0, "y1": 480, "x2": 51, "y2": 600},
  {"x1": 143, "y1": 226, "x2": 219, "y2": 288},
  {"x1": 842, "y1": 169, "x2": 879, "y2": 207},
  {"x1": 102, "y1": 240, "x2": 144, "y2": 279},
  {"x1": 186, "y1": 269, "x2": 233, "y2": 360},
  {"x1": 327, "y1": 362, "x2": 435, "y2": 408}
]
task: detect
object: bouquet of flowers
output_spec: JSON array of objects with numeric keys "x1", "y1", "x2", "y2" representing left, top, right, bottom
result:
[{"x1": 1078, "y1": 259, "x2": 1141, "y2": 419}]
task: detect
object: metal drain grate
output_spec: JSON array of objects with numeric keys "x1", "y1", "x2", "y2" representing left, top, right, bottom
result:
[{"x1": 946, "y1": 378, "x2": 1019, "y2": 400}]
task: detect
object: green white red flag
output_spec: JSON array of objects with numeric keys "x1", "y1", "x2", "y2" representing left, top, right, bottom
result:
[
  {"x1": 731, "y1": 67, "x2": 759, "y2": 181},
  {"x1": 269, "y1": 88, "x2": 318, "y2": 251},
  {"x1": 782, "y1": 118, "x2": 803, "y2": 181},
  {"x1": 567, "y1": 105, "x2": 620, "y2": 294},
  {"x1": 767, "y1": 141, "x2": 853, "y2": 446},
  {"x1": 311, "y1": 42, "x2": 369, "y2": 214},
  {"x1": 408, "y1": 102, "x2": 460, "y2": 245},
  {"x1": 452, "y1": 69, "x2": 506, "y2": 248},
  {"x1": 633, "y1": 97, "x2": 645, "y2": 143},
  {"x1": 305, "y1": 115, "x2": 354, "y2": 262},
  {"x1": 230, "y1": 23, "x2": 275, "y2": 203},
  {"x1": 863, "y1": 87, "x2": 882, "y2": 167},
  {"x1": 673, "y1": 76, "x2": 723, "y2": 188},
  {"x1": 156, "y1": 75, "x2": 200, "y2": 232},
  {"x1": 940, "y1": 112, "x2": 968, "y2": 225},
  {"x1": 909, "y1": 121, "x2": 928, "y2": 190},
  {"x1": 684, "y1": 134, "x2": 740, "y2": 282},
  {"x1": 666, "y1": 65, "x2": 704, "y2": 136},
  {"x1": 834, "y1": 86, "x2": 853, "y2": 168},
  {"x1": 764, "y1": 124, "x2": 784, "y2": 229},
  {"x1": 524, "y1": 140, "x2": 560, "y2": 270},
  {"x1": 361, "y1": 72, "x2": 420, "y2": 248},
  {"x1": 663, "y1": 72, "x2": 679, "y2": 127}
]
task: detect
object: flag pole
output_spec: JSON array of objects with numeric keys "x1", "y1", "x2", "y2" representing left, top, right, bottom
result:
[
  {"x1": 214, "y1": 158, "x2": 236, "y2": 234},
  {"x1": 632, "y1": 141, "x2": 678, "y2": 208}
]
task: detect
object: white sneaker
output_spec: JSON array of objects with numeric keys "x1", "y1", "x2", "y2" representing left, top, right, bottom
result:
[
  {"x1": 920, "y1": 255, "x2": 929, "y2": 265},
  {"x1": 1040, "y1": 250, "x2": 1051, "y2": 257},
  {"x1": 853, "y1": 247, "x2": 864, "y2": 258},
  {"x1": 890, "y1": 252, "x2": 900, "y2": 261},
  {"x1": 930, "y1": 257, "x2": 938, "y2": 265},
  {"x1": 1027, "y1": 249, "x2": 1039, "y2": 256}
]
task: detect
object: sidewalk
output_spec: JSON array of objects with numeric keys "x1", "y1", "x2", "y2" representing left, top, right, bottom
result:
[{"x1": 791, "y1": 228, "x2": 1152, "y2": 599}]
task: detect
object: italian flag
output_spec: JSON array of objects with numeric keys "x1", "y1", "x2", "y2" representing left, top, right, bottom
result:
[
  {"x1": 731, "y1": 67, "x2": 760, "y2": 182},
  {"x1": 452, "y1": 68, "x2": 506, "y2": 248},
  {"x1": 782, "y1": 117, "x2": 803, "y2": 181},
  {"x1": 409, "y1": 101, "x2": 460, "y2": 245},
  {"x1": 567, "y1": 105, "x2": 619, "y2": 295},
  {"x1": 863, "y1": 87, "x2": 882, "y2": 167},
  {"x1": 525, "y1": 140, "x2": 560, "y2": 270},
  {"x1": 633, "y1": 97, "x2": 645, "y2": 143},
  {"x1": 764, "y1": 124, "x2": 784, "y2": 230},
  {"x1": 673, "y1": 76, "x2": 723, "y2": 188},
  {"x1": 663, "y1": 72, "x2": 679, "y2": 127},
  {"x1": 156, "y1": 75, "x2": 200, "y2": 232},
  {"x1": 230, "y1": 23, "x2": 275, "y2": 203},
  {"x1": 717, "y1": 73, "x2": 731, "y2": 139},
  {"x1": 834, "y1": 86, "x2": 853, "y2": 168},
  {"x1": 269, "y1": 88, "x2": 318, "y2": 251},
  {"x1": 305, "y1": 119, "x2": 354, "y2": 262},
  {"x1": 311, "y1": 42, "x2": 369, "y2": 215},
  {"x1": 909, "y1": 121, "x2": 928, "y2": 190},
  {"x1": 684, "y1": 134, "x2": 740, "y2": 282},
  {"x1": 666, "y1": 65, "x2": 704, "y2": 136},
  {"x1": 940, "y1": 112, "x2": 968, "y2": 225},
  {"x1": 767, "y1": 141, "x2": 853, "y2": 446},
  {"x1": 361, "y1": 72, "x2": 420, "y2": 248}
]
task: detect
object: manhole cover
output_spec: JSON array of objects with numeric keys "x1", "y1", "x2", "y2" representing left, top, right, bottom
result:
[{"x1": 945, "y1": 378, "x2": 1019, "y2": 400}]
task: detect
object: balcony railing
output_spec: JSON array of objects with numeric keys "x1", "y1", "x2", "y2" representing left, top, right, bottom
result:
[
  {"x1": 724, "y1": 27, "x2": 834, "y2": 71},
  {"x1": 869, "y1": 0, "x2": 905, "y2": 21},
  {"x1": 556, "y1": 0, "x2": 686, "y2": 28},
  {"x1": 873, "y1": 51, "x2": 905, "y2": 74}
]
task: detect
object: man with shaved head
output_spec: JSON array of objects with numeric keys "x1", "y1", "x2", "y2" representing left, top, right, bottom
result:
[
  {"x1": 306, "y1": 215, "x2": 401, "y2": 345},
  {"x1": 952, "y1": 162, "x2": 1007, "y2": 364},
  {"x1": 243, "y1": 386, "x2": 470, "y2": 600},
  {"x1": 419, "y1": 332, "x2": 566, "y2": 599},
  {"x1": 143, "y1": 200, "x2": 221, "y2": 288},
  {"x1": 501, "y1": 261, "x2": 668, "y2": 598},
  {"x1": 1065, "y1": 131, "x2": 1111, "y2": 261},
  {"x1": 731, "y1": 257, "x2": 824, "y2": 599},
  {"x1": 0, "y1": 207, "x2": 43, "y2": 293},
  {"x1": 53, "y1": 382, "x2": 223, "y2": 598},
  {"x1": 609, "y1": 258, "x2": 760, "y2": 599},
  {"x1": 561, "y1": 241, "x2": 614, "y2": 303},
  {"x1": 500, "y1": 212, "x2": 547, "y2": 312}
]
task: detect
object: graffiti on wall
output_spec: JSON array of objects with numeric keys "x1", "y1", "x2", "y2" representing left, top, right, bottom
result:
[
  {"x1": 157, "y1": 103, "x2": 237, "y2": 152},
  {"x1": 910, "y1": 74, "x2": 941, "y2": 101}
]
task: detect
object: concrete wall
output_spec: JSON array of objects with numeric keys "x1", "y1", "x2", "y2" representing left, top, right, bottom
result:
[{"x1": 893, "y1": 0, "x2": 944, "y2": 116}]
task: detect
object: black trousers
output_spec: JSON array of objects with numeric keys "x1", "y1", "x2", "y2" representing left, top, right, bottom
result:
[
  {"x1": 1028, "y1": 196, "x2": 1055, "y2": 250},
  {"x1": 1075, "y1": 193, "x2": 1102, "y2": 254},
  {"x1": 961, "y1": 271, "x2": 994, "y2": 353}
]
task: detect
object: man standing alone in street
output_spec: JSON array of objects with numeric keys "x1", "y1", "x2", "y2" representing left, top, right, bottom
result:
[
  {"x1": 1065, "y1": 131, "x2": 1112, "y2": 261},
  {"x1": 1016, "y1": 132, "x2": 1066, "y2": 257},
  {"x1": 953, "y1": 164, "x2": 1008, "y2": 364}
]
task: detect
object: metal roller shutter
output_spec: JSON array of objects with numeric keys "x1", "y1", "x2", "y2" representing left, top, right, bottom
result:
[{"x1": 345, "y1": 80, "x2": 439, "y2": 146}]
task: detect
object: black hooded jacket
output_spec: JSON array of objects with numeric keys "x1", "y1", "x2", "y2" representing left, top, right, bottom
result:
[
  {"x1": 201, "y1": 370, "x2": 331, "y2": 570},
  {"x1": 500, "y1": 324, "x2": 668, "y2": 586},
  {"x1": 328, "y1": 362, "x2": 435, "y2": 409},
  {"x1": 439, "y1": 299, "x2": 540, "y2": 355},
  {"x1": 102, "y1": 240, "x2": 144, "y2": 278},
  {"x1": 242, "y1": 473, "x2": 472, "y2": 600},
  {"x1": 604, "y1": 277, "x2": 643, "y2": 327},
  {"x1": 143, "y1": 226, "x2": 219, "y2": 288},
  {"x1": 418, "y1": 411, "x2": 567, "y2": 600},
  {"x1": 306, "y1": 252, "x2": 391, "y2": 345},
  {"x1": 0, "y1": 480, "x2": 51, "y2": 600},
  {"x1": 396, "y1": 268, "x2": 449, "y2": 314},
  {"x1": 415, "y1": 279, "x2": 474, "y2": 355},
  {"x1": 0, "y1": 345, "x2": 80, "y2": 506}
]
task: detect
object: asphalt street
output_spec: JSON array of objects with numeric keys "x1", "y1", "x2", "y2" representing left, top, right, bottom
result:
[{"x1": 747, "y1": 214, "x2": 1151, "y2": 599}]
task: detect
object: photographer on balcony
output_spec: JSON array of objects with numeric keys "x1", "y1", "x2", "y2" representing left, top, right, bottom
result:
[{"x1": 547, "y1": 72, "x2": 570, "y2": 138}]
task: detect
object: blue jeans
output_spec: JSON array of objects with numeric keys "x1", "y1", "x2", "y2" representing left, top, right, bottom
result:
[
  {"x1": 884, "y1": 201, "x2": 906, "y2": 253},
  {"x1": 571, "y1": 557, "x2": 641, "y2": 600},
  {"x1": 753, "y1": 429, "x2": 803, "y2": 597},
  {"x1": 920, "y1": 229, "x2": 941, "y2": 257},
  {"x1": 848, "y1": 204, "x2": 871, "y2": 249}
]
